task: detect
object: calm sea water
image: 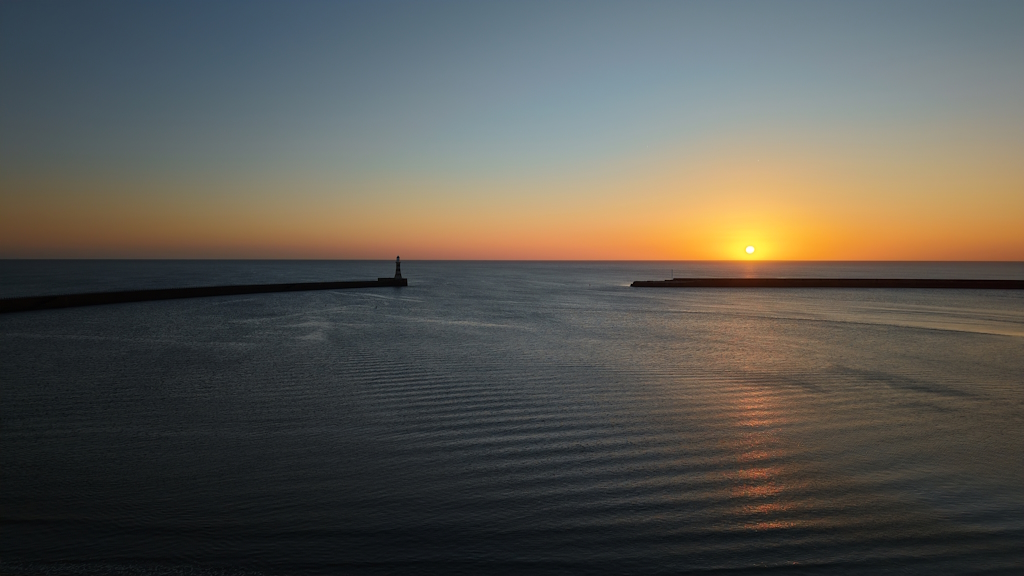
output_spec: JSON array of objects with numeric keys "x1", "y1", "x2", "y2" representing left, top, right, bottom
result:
[{"x1": 2, "y1": 261, "x2": 1022, "y2": 575}]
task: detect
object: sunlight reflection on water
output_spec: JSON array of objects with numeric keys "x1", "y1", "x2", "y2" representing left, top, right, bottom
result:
[{"x1": 1, "y1": 261, "x2": 1021, "y2": 574}]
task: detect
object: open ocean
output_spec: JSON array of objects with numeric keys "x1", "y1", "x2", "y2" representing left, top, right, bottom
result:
[{"x1": 1, "y1": 260, "x2": 1022, "y2": 575}]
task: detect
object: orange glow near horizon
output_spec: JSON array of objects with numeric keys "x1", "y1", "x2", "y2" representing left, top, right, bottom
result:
[
  {"x1": 2, "y1": 135, "x2": 1022, "y2": 260},
  {"x1": 3, "y1": 2, "x2": 1022, "y2": 261}
]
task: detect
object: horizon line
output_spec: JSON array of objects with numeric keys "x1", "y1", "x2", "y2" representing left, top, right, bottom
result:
[{"x1": 2, "y1": 258, "x2": 1022, "y2": 263}]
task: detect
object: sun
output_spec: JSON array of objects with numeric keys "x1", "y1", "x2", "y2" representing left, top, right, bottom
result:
[{"x1": 745, "y1": 245, "x2": 755, "y2": 255}]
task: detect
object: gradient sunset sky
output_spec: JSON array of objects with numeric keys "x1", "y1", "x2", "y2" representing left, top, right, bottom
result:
[{"x1": 1, "y1": 0, "x2": 1021, "y2": 260}]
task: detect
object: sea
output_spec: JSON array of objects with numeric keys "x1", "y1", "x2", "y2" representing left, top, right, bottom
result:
[{"x1": 1, "y1": 260, "x2": 1022, "y2": 575}]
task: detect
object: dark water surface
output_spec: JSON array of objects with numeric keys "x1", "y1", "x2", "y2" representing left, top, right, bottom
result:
[{"x1": 2, "y1": 261, "x2": 1022, "y2": 574}]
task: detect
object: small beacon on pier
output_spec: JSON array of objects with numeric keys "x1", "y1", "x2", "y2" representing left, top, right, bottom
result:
[{"x1": 395, "y1": 256, "x2": 402, "y2": 279}]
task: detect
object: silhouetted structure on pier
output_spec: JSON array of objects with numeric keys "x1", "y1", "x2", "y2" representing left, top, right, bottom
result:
[{"x1": 378, "y1": 256, "x2": 408, "y2": 285}]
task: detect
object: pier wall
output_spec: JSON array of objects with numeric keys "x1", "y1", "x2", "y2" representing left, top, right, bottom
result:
[
  {"x1": 631, "y1": 278, "x2": 1024, "y2": 289},
  {"x1": 0, "y1": 278, "x2": 408, "y2": 314}
]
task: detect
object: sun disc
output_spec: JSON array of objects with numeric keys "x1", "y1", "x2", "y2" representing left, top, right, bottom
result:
[{"x1": 745, "y1": 245, "x2": 755, "y2": 255}]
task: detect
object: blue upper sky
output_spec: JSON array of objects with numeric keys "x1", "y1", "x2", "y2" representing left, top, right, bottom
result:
[{"x1": 1, "y1": 1, "x2": 1022, "y2": 259}]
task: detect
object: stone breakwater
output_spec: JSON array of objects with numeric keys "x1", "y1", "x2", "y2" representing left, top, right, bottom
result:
[
  {"x1": 0, "y1": 277, "x2": 408, "y2": 314},
  {"x1": 631, "y1": 278, "x2": 1024, "y2": 289}
]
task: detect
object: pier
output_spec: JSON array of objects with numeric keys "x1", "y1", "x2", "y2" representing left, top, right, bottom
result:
[
  {"x1": 0, "y1": 258, "x2": 408, "y2": 314},
  {"x1": 631, "y1": 278, "x2": 1024, "y2": 289}
]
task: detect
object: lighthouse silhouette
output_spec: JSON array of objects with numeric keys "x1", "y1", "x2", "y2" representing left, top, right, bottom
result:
[{"x1": 394, "y1": 256, "x2": 402, "y2": 279}]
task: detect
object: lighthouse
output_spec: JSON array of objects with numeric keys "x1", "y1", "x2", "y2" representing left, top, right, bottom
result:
[{"x1": 377, "y1": 256, "x2": 407, "y2": 286}]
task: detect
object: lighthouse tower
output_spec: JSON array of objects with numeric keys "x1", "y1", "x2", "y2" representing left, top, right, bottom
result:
[{"x1": 394, "y1": 256, "x2": 402, "y2": 279}]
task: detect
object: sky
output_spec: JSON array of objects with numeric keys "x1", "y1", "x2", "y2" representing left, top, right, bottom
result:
[{"x1": 1, "y1": 0, "x2": 1021, "y2": 260}]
